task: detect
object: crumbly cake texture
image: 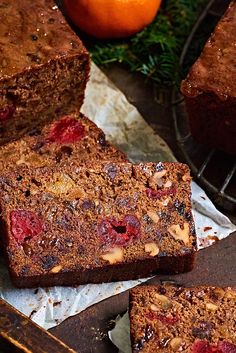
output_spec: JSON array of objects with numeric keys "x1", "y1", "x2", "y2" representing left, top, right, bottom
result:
[
  {"x1": 129, "y1": 285, "x2": 236, "y2": 353},
  {"x1": 0, "y1": 162, "x2": 196, "y2": 288},
  {"x1": 181, "y1": 2, "x2": 236, "y2": 155},
  {"x1": 0, "y1": 112, "x2": 126, "y2": 170},
  {"x1": 0, "y1": 0, "x2": 90, "y2": 145}
]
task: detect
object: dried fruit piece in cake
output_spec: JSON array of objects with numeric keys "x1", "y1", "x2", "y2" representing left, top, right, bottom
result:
[
  {"x1": 11, "y1": 210, "x2": 44, "y2": 244},
  {"x1": 0, "y1": 162, "x2": 196, "y2": 287},
  {"x1": 129, "y1": 285, "x2": 236, "y2": 353},
  {"x1": 97, "y1": 215, "x2": 141, "y2": 246},
  {"x1": 47, "y1": 116, "x2": 86, "y2": 144},
  {"x1": 0, "y1": 0, "x2": 90, "y2": 145},
  {"x1": 0, "y1": 112, "x2": 126, "y2": 171}
]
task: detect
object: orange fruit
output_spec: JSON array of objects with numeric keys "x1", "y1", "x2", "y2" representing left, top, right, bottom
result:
[{"x1": 63, "y1": 0, "x2": 162, "y2": 39}]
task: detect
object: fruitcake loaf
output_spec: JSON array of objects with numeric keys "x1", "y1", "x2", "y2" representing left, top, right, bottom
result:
[
  {"x1": 0, "y1": 161, "x2": 196, "y2": 288},
  {"x1": 181, "y1": 1, "x2": 236, "y2": 155},
  {"x1": 0, "y1": 112, "x2": 126, "y2": 171},
  {"x1": 129, "y1": 285, "x2": 236, "y2": 353},
  {"x1": 0, "y1": 0, "x2": 90, "y2": 145}
]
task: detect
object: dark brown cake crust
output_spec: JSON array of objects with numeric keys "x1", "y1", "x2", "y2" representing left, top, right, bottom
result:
[
  {"x1": 129, "y1": 285, "x2": 236, "y2": 353},
  {"x1": 0, "y1": 162, "x2": 196, "y2": 288},
  {"x1": 183, "y1": 94, "x2": 236, "y2": 155},
  {"x1": 0, "y1": 0, "x2": 90, "y2": 145},
  {"x1": 181, "y1": 2, "x2": 236, "y2": 155}
]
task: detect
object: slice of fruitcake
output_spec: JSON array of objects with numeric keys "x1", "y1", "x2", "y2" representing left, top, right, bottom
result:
[
  {"x1": 0, "y1": 112, "x2": 126, "y2": 171},
  {"x1": 0, "y1": 162, "x2": 196, "y2": 287},
  {"x1": 129, "y1": 285, "x2": 236, "y2": 353}
]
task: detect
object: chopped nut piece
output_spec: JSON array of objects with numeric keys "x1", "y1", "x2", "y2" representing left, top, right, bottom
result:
[
  {"x1": 94, "y1": 200, "x2": 100, "y2": 206},
  {"x1": 170, "y1": 337, "x2": 182, "y2": 350},
  {"x1": 16, "y1": 157, "x2": 26, "y2": 166},
  {"x1": 46, "y1": 173, "x2": 75, "y2": 194},
  {"x1": 168, "y1": 223, "x2": 190, "y2": 245},
  {"x1": 16, "y1": 153, "x2": 46, "y2": 168},
  {"x1": 154, "y1": 293, "x2": 172, "y2": 309},
  {"x1": 46, "y1": 173, "x2": 84, "y2": 199},
  {"x1": 100, "y1": 247, "x2": 123, "y2": 264},
  {"x1": 224, "y1": 289, "x2": 236, "y2": 299},
  {"x1": 164, "y1": 180, "x2": 172, "y2": 188},
  {"x1": 150, "y1": 170, "x2": 167, "y2": 188},
  {"x1": 30, "y1": 187, "x2": 39, "y2": 196},
  {"x1": 206, "y1": 302, "x2": 218, "y2": 311},
  {"x1": 145, "y1": 242, "x2": 159, "y2": 257},
  {"x1": 211, "y1": 287, "x2": 225, "y2": 299},
  {"x1": 153, "y1": 170, "x2": 167, "y2": 180},
  {"x1": 162, "y1": 198, "x2": 170, "y2": 206},
  {"x1": 50, "y1": 265, "x2": 62, "y2": 273},
  {"x1": 150, "y1": 303, "x2": 159, "y2": 312},
  {"x1": 147, "y1": 211, "x2": 159, "y2": 223}
]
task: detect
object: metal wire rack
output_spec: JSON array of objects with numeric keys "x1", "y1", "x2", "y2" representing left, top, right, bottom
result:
[{"x1": 172, "y1": 0, "x2": 236, "y2": 212}]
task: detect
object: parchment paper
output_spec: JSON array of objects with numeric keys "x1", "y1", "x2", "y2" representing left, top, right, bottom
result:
[{"x1": 0, "y1": 64, "x2": 235, "y2": 331}]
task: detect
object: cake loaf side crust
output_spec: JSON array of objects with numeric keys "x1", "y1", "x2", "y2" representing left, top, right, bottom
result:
[
  {"x1": 8, "y1": 254, "x2": 195, "y2": 288},
  {"x1": 184, "y1": 93, "x2": 236, "y2": 155}
]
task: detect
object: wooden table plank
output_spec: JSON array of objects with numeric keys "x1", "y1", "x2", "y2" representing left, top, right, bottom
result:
[{"x1": 0, "y1": 299, "x2": 77, "y2": 353}]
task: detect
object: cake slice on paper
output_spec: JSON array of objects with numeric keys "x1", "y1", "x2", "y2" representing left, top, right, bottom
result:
[{"x1": 0, "y1": 162, "x2": 196, "y2": 287}]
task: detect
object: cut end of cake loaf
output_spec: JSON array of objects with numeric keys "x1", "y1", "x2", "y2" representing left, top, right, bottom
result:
[
  {"x1": 0, "y1": 0, "x2": 90, "y2": 145},
  {"x1": 0, "y1": 162, "x2": 196, "y2": 288},
  {"x1": 0, "y1": 112, "x2": 126, "y2": 171},
  {"x1": 129, "y1": 285, "x2": 236, "y2": 353},
  {"x1": 180, "y1": 2, "x2": 236, "y2": 155}
]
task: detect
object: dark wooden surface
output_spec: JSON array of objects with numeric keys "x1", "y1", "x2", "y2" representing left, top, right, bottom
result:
[{"x1": 0, "y1": 299, "x2": 77, "y2": 353}]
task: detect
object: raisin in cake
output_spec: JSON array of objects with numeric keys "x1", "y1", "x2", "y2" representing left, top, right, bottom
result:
[
  {"x1": 181, "y1": 2, "x2": 236, "y2": 155},
  {"x1": 129, "y1": 285, "x2": 236, "y2": 353},
  {"x1": 0, "y1": 0, "x2": 90, "y2": 145},
  {"x1": 0, "y1": 162, "x2": 196, "y2": 288},
  {"x1": 0, "y1": 113, "x2": 126, "y2": 170}
]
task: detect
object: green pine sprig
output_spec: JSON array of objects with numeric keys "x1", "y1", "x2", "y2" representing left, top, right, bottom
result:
[{"x1": 88, "y1": 0, "x2": 209, "y2": 87}]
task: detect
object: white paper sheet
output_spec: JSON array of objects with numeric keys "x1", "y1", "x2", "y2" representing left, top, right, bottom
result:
[{"x1": 0, "y1": 64, "x2": 235, "y2": 331}]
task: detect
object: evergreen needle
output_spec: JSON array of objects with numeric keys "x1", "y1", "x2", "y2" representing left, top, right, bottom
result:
[{"x1": 87, "y1": 0, "x2": 209, "y2": 87}]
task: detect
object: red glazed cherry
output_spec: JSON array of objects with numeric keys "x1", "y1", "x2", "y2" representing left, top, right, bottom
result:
[
  {"x1": 192, "y1": 341, "x2": 214, "y2": 353},
  {"x1": 218, "y1": 341, "x2": 236, "y2": 353},
  {"x1": 145, "y1": 311, "x2": 157, "y2": 321},
  {"x1": 48, "y1": 116, "x2": 85, "y2": 144},
  {"x1": 146, "y1": 187, "x2": 177, "y2": 199},
  {"x1": 0, "y1": 105, "x2": 16, "y2": 122},
  {"x1": 10, "y1": 210, "x2": 44, "y2": 244},
  {"x1": 157, "y1": 313, "x2": 179, "y2": 325},
  {"x1": 97, "y1": 214, "x2": 140, "y2": 246},
  {"x1": 145, "y1": 312, "x2": 179, "y2": 325},
  {"x1": 192, "y1": 340, "x2": 236, "y2": 353}
]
